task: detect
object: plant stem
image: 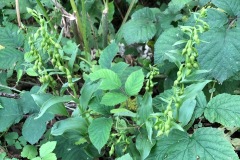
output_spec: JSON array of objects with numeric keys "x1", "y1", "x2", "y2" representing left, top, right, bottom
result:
[
  {"x1": 70, "y1": 0, "x2": 91, "y2": 61},
  {"x1": 36, "y1": 0, "x2": 54, "y2": 31},
  {"x1": 120, "y1": 0, "x2": 137, "y2": 28}
]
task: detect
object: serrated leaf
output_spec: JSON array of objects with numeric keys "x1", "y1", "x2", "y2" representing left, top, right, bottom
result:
[
  {"x1": 147, "y1": 127, "x2": 238, "y2": 160},
  {"x1": 194, "y1": 91, "x2": 207, "y2": 118},
  {"x1": 154, "y1": 28, "x2": 184, "y2": 65},
  {"x1": 110, "y1": 108, "x2": 136, "y2": 117},
  {"x1": 21, "y1": 145, "x2": 38, "y2": 159},
  {"x1": 204, "y1": 93, "x2": 240, "y2": 127},
  {"x1": 197, "y1": 27, "x2": 240, "y2": 83},
  {"x1": 212, "y1": 0, "x2": 240, "y2": 16},
  {"x1": 89, "y1": 69, "x2": 122, "y2": 90},
  {"x1": 99, "y1": 42, "x2": 119, "y2": 68},
  {"x1": 204, "y1": 8, "x2": 228, "y2": 28},
  {"x1": 88, "y1": 117, "x2": 113, "y2": 153},
  {"x1": 122, "y1": 8, "x2": 156, "y2": 45},
  {"x1": 40, "y1": 141, "x2": 57, "y2": 157},
  {"x1": 0, "y1": 97, "x2": 22, "y2": 132},
  {"x1": 122, "y1": 19, "x2": 156, "y2": 45},
  {"x1": 0, "y1": 47, "x2": 23, "y2": 69},
  {"x1": 101, "y1": 92, "x2": 128, "y2": 106},
  {"x1": 51, "y1": 117, "x2": 88, "y2": 136},
  {"x1": 167, "y1": 0, "x2": 192, "y2": 14},
  {"x1": 22, "y1": 113, "x2": 54, "y2": 144},
  {"x1": 125, "y1": 69, "x2": 144, "y2": 96}
]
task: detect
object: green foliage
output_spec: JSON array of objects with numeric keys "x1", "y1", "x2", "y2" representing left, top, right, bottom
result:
[{"x1": 0, "y1": 0, "x2": 240, "y2": 159}]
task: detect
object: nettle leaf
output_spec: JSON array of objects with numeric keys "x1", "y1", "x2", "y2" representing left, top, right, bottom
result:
[
  {"x1": 116, "y1": 153, "x2": 133, "y2": 160},
  {"x1": 197, "y1": 27, "x2": 240, "y2": 83},
  {"x1": 125, "y1": 69, "x2": 144, "y2": 96},
  {"x1": 0, "y1": 97, "x2": 22, "y2": 132},
  {"x1": 101, "y1": 92, "x2": 128, "y2": 106},
  {"x1": 154, "y1": 28, "x2": 184, "y2": 65},
  {"x1": 204, "y1": 8, "x2": 228, "y2": 28},
  {"x1": 22, "y1": 113, "x2": 54, "y2": 144},
  {"x1": 89, "y1": 69, "x2": 122, "y2": 90},
  {"x1": 147, "y1": 127, "x2": 238, "y2": 160},
  {"x1": 212, "y1": 0, "x2": 240, "y2": 16},
  {"x1": 167, "y1": 0, "x2": 192, "y2": 14},
  {"x1": 99, "y1": 42, "x2": 119, "y2": 68},
  {"x1": 204, "y1": 93, "x2": 240, "y2": 127},
  {"x1": 88, "y1": 117, "x2": 113, "y2": 153},
  {"x1": 0, "y1": 47, "x2": 23, "y2": 69},
  {"x1": 122, "y1": 7, "x2": 156, "y2": 45}
]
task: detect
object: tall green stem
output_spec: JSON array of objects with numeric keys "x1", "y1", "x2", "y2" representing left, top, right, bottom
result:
[
  {"x1": 70, "y1": 0, "x2": 91, "y2": 61},
  {"x1": 36, "y1": 0, "x2": 54, "y2": 31},
  {"x1": 120, "y1": 0, "x2": 137, "y2": 28},
  {"x1": 102, "y1": 0, "x2": 109, "y2": 48}
]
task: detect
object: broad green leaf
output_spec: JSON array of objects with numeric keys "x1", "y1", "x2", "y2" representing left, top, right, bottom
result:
[
  {"x1": 21, "y1": 145, "x2": 38, "y2": 159},
  {"x1": 111, "y1": 62, "x2": 129, "y2": 76},
  {"x1": 197, "y1": 27, "x2": 240, "y2": 83},
  {"x1": 22, "y1": 113, "x2": 54, "y2": 144},
  {"x1": 99, "y1": 42, "x2": 119, "y2": 68},
  {"x1": 40, "y1": 141, "x2": 57, "y2": 157},
  {"x1": 0, "y1": 47, "x2": 23, "y2": 69},
  {"x1": 204, "y1": 8, "x2": 228, "y2": 28},
  {"x1": 204, "y1": 93, "x2": 240, "y2": 127},
  {"x1": 137, "y1": 93, "x2": 153, "y2": 124},
  {"x1": 167, "y1": 0, "x2": 192, "y2": 14},
  {"x1": 116, "y1": 153, "x2": 133, "y2": 160},
  {"x1": 154, "y1": 28, "x2": 184, "y2": 65},
  {"x1": 122, "y1": 19, "x2": 156, "y2": 45},
  {"x1": 32, "y1": 157, "x2": 41, "y2": 160},
  {"x1": 51, "y1": 117, "x2": 88, "y2": 136},
  {"x1": 18, "y1": 89, "x2": 40, "y2": 114},
  {"x1": 178, "y1": 99, "x2": 196, "y2": 126},
  {"x1": 88, "y1": 117, "x2": 113, "y2": 153},
  {"x1": 101, "y1": 92, "x2": 128, "y2": 106},
  {"x1": 0, "y1": 97, "x2": 22, "y2": 132},
  {"x1": 42, "y1": 153, "x2": 57, "y2": 160},
  {"x1": 32, "y1": 94, "x2": 71, "y2": 119},
  {"x1": 110, "y1": 108, "x2": 136, "y2": 117},
  {"x1": 4, "y1": 132, "x2": 18, "y2": 145},
  {"x1": 125, "y1": 69, "x2": 144, "y2": 96},
  {"x1": 147, "y1": 127, "x2": 238, "y2": 160},
  {"x1": 136, "y1": 132, "x2": 155, "y2": 160},
  {"x1": 53, "y1": 132, "x2": 95, "y2": 159},
  {"x1": 80, "y1": 81, "x2": 100, "y2": 110},
  {"x1": 89, "y1": 95, "x2": 113, "y2": 115},
  {"x1": 122, "y1": 7, "x2": 156, "y2": 45},
  {"x1": 89, "y1": 69, "x2": 122, "y2": 90},
  {"x1": 0, "y1": 23, "x2": 24, "y2": 48},
  {"x1": 212, "y1": 0, "x2": 240, "y2": 16},
  {"x1": 131, "y1": 7, "x2": 156, "y2": 21}
]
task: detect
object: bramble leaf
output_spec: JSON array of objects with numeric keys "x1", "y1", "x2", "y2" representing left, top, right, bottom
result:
[
  {"x1": 147, "y1": 128, "x2": 238, "y2": 160},
  {"x1": 204, "y1": 93, "x2": 240, "y2": 127},
  {"x1": 197, "y1": 27, "x2": 240, "y2": 82},
  {"x1": 154, "y1": 28, "x2": 184, "y2": 65},
  {"x1": 88, "y1": 117, "x2": 113, "y2": 153}
]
